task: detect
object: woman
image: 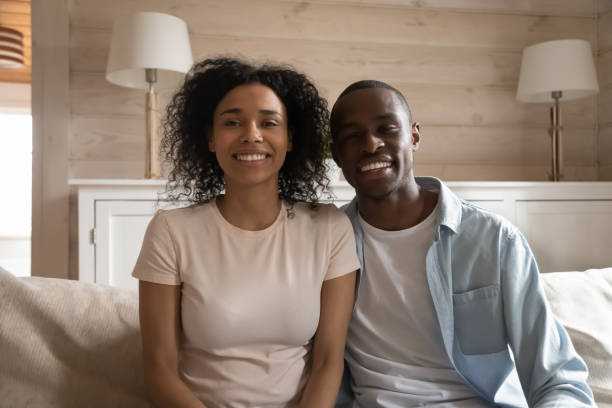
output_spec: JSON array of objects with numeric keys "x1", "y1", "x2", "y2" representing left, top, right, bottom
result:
[{"x1": 132, "y1": 57, "x2": 359, "y2": 408}]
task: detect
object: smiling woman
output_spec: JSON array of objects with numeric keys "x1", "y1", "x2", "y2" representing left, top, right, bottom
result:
[{"x1": 132, "y1": 57, "x2": 359, "y2": 408}]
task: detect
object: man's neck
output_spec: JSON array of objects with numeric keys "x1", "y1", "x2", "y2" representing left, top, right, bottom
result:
[{"x1": 357, "y1": 178, "x2": 438, "y2": 231}]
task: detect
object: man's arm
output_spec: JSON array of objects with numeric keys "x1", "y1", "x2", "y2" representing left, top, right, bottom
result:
[{"x1": 500, "y1": 229, "x2": 595, "y2": 407}]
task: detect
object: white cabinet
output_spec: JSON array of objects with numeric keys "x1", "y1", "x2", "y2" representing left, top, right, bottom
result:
[
  {"x1": 70, "y1": 179, "x2": 356, "y2": 290},
  {"x1": 70, "y1": 179, "x2": 612, "y2": 289}
]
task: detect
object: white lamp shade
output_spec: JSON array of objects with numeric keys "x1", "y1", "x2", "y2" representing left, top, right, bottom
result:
[
  {"x1": 106, "y1": 12, "x2": 193, "y2": 90},
  {"x1": 517, "y1": 39, "x2": 599, "y2": 103}
]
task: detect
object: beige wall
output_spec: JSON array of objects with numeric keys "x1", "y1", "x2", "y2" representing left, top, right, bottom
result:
[
  {"x1": 69, "y1": 0, "x2": 601, "y2": 181},
  {"x1": 34, "y1": 0, "x2": 609, "y2": 279},
  {"x1": 599, "y1": 0, "x2": 612, "y2": 180}
]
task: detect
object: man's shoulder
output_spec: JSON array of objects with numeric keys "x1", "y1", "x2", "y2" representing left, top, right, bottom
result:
[{"x1": 456, "y1": 198, "x2": 519, "y2": 240}]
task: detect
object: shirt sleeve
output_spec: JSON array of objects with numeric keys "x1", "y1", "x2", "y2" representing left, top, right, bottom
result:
[
  {"x1": 500, "y1": 227, "x2": 595, "y2": 407},
  {"x1": 132, "y1": 210, "x2": 181, "y2": 285},
  {"x1": 325, "y1": 206, "x2": 360, "y2": 281}
]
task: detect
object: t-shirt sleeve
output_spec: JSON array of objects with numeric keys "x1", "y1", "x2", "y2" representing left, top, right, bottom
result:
[
  {"x1": 325, "y1": 206, "x2": 360, "y2": 281},
  {"x1": 132, "y1": 210, "x2": 181, "y2": 285}
]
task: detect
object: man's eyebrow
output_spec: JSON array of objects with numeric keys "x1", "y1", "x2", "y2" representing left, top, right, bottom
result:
[
  {"x1": 374, "y1": 113, "x2": 399, "y2": 120},
  {"x1": 337, "y1": 113, "x2": 399, "y2": 129}
]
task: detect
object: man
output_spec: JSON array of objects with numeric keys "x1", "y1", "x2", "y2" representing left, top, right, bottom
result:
[{"x1": 330, "y1": 80, "x2": 595, "y2": 407}]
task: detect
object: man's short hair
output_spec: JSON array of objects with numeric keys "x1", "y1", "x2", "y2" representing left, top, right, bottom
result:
[{"x1": 330, "y1": 80, "x2": 412, "y2": 138}]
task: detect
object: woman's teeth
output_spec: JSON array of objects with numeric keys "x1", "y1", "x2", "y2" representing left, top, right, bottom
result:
[{"x1": 236, "y1": 154, "x2": 266, "y2": 161}]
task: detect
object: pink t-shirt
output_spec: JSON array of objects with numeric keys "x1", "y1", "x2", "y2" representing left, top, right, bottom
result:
[{"x1": 132, "y1": 199, "x2": 359, "y2": 407}]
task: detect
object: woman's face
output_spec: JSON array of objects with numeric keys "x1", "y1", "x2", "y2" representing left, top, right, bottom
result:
[{"x1": 209, "y1": 83, "x2": 291, "y2": 190}]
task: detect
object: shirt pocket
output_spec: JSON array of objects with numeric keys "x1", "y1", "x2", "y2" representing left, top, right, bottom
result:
[{"x1": 452, "y1": 284, "x2": 506, "y2": 355}]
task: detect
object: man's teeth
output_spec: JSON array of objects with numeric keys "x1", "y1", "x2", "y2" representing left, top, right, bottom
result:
[
  {"x1": 361, "y1": 162, "x2": 391, "y2": 172},
  {"x1": 236, "y1": 154, "x2": 266, "y2": 161}
]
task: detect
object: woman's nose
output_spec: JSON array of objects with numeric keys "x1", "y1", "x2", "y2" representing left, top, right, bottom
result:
[{"x1": 240, "y1": 122, "x2": 263, "y2": 144}]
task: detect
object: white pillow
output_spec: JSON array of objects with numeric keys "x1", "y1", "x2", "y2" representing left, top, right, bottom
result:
[
  {"x1": 0, "y1": 267, "x2": 151, "y2": 407},
  {"x1": 541, "y1": 268, "x2": 612, "y2": 407}
]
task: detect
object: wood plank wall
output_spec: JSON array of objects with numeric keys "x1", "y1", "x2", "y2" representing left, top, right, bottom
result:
[
  {"x1": 68, "y1": 0, "x2": 600, "y2": 182},
  {"x1": 0, "y1": 0, "x2": 31, "y2": 83},
  {"x1": 599, "y1": 0, "x2": 612, "y2": 180}
]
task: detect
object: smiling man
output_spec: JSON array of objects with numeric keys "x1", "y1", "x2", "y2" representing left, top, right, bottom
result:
[{"x1": 330, "y1": 80, "x2": 595, "y2": 407}]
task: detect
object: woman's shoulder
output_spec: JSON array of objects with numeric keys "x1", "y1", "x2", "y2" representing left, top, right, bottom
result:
[{"x1": 155, "y1": 201, "x2": 214, "y2": 224}]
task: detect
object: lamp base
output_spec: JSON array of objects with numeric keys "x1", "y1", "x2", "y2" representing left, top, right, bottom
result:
[
  {"x1": 548, "y1": 91, "x2": 563, "y2": 182},
  {"x1": 145, "y1": 70, "x2": 161, "y2": 179}
]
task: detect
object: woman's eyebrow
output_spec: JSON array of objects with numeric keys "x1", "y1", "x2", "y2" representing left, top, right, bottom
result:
[
  {"x1": 219, "y1": 108, "x2": 242, "y2": 116},
  {"x1": 260, "y1": 109, "x2": 282, "y2": 116},
  {"x1": 218, "y1": 108, "x2": 282, "y2": 116}
]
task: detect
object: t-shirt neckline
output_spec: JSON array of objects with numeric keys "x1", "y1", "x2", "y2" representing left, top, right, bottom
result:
[{"x1": 212, "y1": 197, "x2": 286, "y2": 236}]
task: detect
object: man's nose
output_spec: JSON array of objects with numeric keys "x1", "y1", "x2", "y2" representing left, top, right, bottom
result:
[
  {"x1": 362, "y1": 132, "x2": 384, "y2": 153},
  {"x1": 240, "y1": 122, "x2": 263, "y2": 143}
]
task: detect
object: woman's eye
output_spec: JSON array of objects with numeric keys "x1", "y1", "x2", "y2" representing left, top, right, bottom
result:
[
  {"x1": 262, "y1": 121, "x2": 278, "y2": 128},
  {"x1": 224, "y1": 119, "x2": 240, "y2": 127}
]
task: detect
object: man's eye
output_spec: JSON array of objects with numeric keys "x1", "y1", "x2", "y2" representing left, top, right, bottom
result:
[
  {"x1": 380, "y1": 125, "x2": 398, "y2": 133},
  {"x1": 341, "y1": 132, "x2": 359, "y2": 141}
]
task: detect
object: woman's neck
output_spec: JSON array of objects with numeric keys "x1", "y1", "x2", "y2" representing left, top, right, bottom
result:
[{"x1": 216, "y1": 181, "x2": 282, "y2": 231}]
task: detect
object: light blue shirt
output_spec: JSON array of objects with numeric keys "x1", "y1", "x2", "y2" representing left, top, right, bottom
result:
[{"x1": 336, "y1": 177, "x2": 595, "y2": 407}]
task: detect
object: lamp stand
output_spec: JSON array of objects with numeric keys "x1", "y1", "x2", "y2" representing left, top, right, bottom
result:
[
  {"x1": 145, "y1": 68, "x2": 161, "y2": 179},
  {"x1": 548, "y1": 91, "x2": 563, "y2": 181}
]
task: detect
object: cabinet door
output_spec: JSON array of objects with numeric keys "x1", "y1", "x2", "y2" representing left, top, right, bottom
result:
[
  {"x1": 516, "y1": 200, "x2": 612, "y2": 273},
  {"x1": 95, "y1": 200, "x2": 158, "y2": 290}
]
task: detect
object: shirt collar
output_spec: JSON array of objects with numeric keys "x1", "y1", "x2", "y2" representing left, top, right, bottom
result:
[{"x1": 346, "y1": 176, "x2": 462, "y2": 235}]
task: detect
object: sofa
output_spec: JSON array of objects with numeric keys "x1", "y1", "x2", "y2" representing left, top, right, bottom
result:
[{"x1": 0, "y1": 266, "x2": 611, "y2": 407}]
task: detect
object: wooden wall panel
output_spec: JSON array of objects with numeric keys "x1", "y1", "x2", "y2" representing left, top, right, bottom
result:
[
  {"x1": 70, "y1": 72, "x2": 596, "y2": 129},
  {"x1": 67, "y1": 0, "x2": 601, "y2": 183},
  {"x1": 307, "y1": 0, "x2": 595, "y2": 16},
  {"x1": 70, "y1": 1, "x2": 595, "y2": 49},
  {"x1": 600, "y1": 0, "x2": 612, "y2": 13},
  {"x1": 600, "y1": 10, "x2": 612, "y2": 51},
  {"x1": 598, "y1": 4, "x2": 612, "y2": 179},
  {"x1": 599, "y1": 126, "x2": 612, "y2": 165},
  {"x1": 599, "y1": 50, "x2": 612, "y2": 89},
  {"x1": 415, "y1": 163, "x2": 598, "y2": 181}
]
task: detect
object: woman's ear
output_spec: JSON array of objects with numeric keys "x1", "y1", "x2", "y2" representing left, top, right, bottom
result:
[{"x1": 287, "y1": 132, "x2": 293, "y2": 152}]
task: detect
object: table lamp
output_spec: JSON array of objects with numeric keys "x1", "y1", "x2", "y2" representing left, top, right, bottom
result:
[
  {"x1": 106, "y1": 12, "x2": 193, "y2": 178},
  {"x1": 517, "y1": 39, "x2": 599, "y2": 181}
]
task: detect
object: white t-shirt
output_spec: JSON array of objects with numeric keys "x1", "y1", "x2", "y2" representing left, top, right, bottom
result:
[
  {"x1": 133, "y1": 199, "x2": 360, "y2": 408},
  {"x1": 346, "y1": 206, "x2": 490, "y2": 407}
]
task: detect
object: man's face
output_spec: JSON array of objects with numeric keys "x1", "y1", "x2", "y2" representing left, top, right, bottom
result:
[{"x1": 331, "y1": 87, "x2": 419, "y2": 201}]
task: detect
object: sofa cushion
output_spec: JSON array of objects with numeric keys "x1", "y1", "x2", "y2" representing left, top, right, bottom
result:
[
  {"x1": 0, "y1": 267, "x2": 151, "y2": 408},
  {"x1": 541, "y1": 268, "x2": 612, "y2": 407}
]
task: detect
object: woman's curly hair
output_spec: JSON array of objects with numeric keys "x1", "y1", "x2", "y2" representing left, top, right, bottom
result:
[{"x1": 161, "y1": 57, "x2": 331, "y2": 205}]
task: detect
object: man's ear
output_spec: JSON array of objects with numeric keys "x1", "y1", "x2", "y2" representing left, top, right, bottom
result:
[
  {"x1": 207, "y1": 128, "x2": 215, "y2": 152},
  {"x1": 411, "y1": 122, "x2": 421, "y2": 151}
]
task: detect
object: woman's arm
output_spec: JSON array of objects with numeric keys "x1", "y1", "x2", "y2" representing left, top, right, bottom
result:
[
  {"x1": 139, "y1": 280, "x2": 207, "y2": 408},
  {"x1": 299, "y1": 271, "x2": 357, "y2": 408}
]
